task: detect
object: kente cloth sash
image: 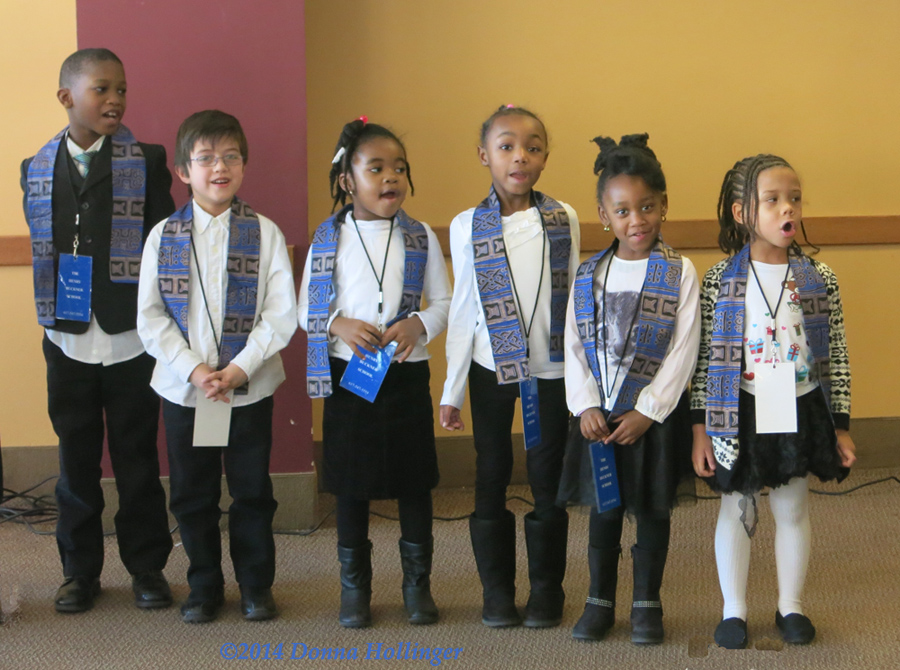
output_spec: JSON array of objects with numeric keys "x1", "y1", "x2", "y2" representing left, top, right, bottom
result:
[
  {"x1": 306, "y1": 206, "x2": 429, "y2": 398},
  {"x1": 472, "y1": 187, "x2": 571, "y2": 384},
  {"x1": 25, "y1": 125, "x2": 147, "y2": 326},
  {"x1": 706, "y1": 244, "x2": 830, "y2": 471},
  {"x1": 158, "y1": 198, "x2": 260, "y2": 392},
  {"x1": 573, "y1": 239, "x2": 682, "y2": 416}
]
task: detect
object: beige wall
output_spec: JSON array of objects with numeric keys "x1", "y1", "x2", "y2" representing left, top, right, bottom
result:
[
  {"x1": 1, "y1": 0, "x2": 76, "y2": 447},
  {"x1": 307, "y1": 0, "x2": 900, "y2": 439}
]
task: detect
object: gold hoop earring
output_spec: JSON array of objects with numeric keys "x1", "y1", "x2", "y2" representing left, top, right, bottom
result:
[{"x1": 662, "y1": 215, "x2": 667, "y2": 223}]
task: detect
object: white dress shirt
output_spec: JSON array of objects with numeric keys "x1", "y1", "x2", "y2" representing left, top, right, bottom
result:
[
  {"x1": 137, "y1": 200, "x2": 297, "y2": 407},
  {"x1": 297, "y1": 212, "x2": 452, "y2": 361},
  {"x1": 564, "y1": 253, "x2": 701, "y2": 422},
  {"x1": 46, "y1": 134, "x2": 146, "y2": 365},
  {"x1": 440, "y1": 203, "x2": 581, "y2": 410}
]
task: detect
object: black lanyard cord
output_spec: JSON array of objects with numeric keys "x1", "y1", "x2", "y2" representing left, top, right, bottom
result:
[
  {"x1": 749, "y1": 260, "x2": 790, "y2": 350},
  {"x1": 190, "y1": 231, "x2": 222, "y2": 359},
  {"x1": 502, "y1": 216, "x2": 547, "y2": 359},
  {"x1": 598, "y1": 254, "x2": 643, "y2": 405},
  {"x1": 353, "y1": 216, "x2": 395, "y2": 328}
]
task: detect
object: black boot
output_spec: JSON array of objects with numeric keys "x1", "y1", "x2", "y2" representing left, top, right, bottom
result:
[
  {"x1": 337, "y1": 541, "x2": 372, "y2": 628},
  {"x1": 469, "y1": 511, "x2": 521, "y2": 627},
  {"x1": 399, "y1": 537, "x2": 439, "y2": 625},
  {"x1": 572, "y1": 545, "x2": 620, "y2": 641},
  {"x1": 630, "y1": 545, "x2": 668, "y2": 645},
  {"x1": 523, "y1": 509, "x2": 568, "y2": 628}
]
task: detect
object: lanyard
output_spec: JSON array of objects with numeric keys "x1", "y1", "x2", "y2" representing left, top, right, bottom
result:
[
  {"x1": 749, "y1": 260, "x2": 790, "y2": 353},
  {"x1": 501, "y1": 211, "x2": 546, "y2": 360},
  {"x1": 190, "y1": 230, "x2": 223, "y2": 360},
  {"x1": 598, "y1": 255, "x2": 643, "y2": 405},
  {"x1": 353, "y1": 216, "x2": 395, "y2": 330}
]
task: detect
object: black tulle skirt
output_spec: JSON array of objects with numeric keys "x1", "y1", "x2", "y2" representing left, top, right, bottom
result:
[
  {"x1": 705, "y1": 388, "x2": 849, "y2": 495},
  {"x1": 556, "y1": 392, "x2": 694, "y2": 517},
  {"x1": 322, "y1": 357, "x2": 439, "y2": 500}
]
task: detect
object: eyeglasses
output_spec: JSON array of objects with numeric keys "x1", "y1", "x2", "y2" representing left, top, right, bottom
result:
[{"x1": 189, "y1": 154, "x2": 243, "y2": 168}]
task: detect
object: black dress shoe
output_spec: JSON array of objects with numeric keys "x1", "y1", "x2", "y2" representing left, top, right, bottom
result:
[
  {"x1": 55, "y1": 576, "x2": 100, "y2": 613},
  {"x1": 180, "y1": 590, "x2": 225, "y2": 624},
  {"x1": 714, "y1": 617, "x2": 749, "y2": 649},
  {"x1": 776, "y1": 611, "x2": 816, "y2": 644},
  {"x1": 132, "y1": 571, "x2": 173, "y2": 609},
  {"x1": 240, "y1": 586, "x2": 278, "y2": 621}
]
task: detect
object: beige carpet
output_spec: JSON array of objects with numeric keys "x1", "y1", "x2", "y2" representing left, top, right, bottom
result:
[{"x1": 1, "y1": 469, "x2": 899, "y2": 670}]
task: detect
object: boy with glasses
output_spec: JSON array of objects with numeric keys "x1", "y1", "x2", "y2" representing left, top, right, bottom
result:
[{"x1": 137, "y1": 109, "x2": 297, "y2": 623}]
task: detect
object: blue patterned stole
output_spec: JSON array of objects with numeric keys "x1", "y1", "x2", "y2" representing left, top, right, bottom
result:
[
  {"x1": 472, "y1": 188, "x2": 571, "y2": 385},
  {"x1": 707, "y1": 245, "x2": 831, "y2": 453},
  {"x1": 158, "y1": 199, "x2": 260, "y2": 392},
  {"x1": 25, "y1": 125, "x2": 148, "y2": 326},
  {"x1": 305, "y1": 206, "x2": 429, "y2": 399},
  {"x1": 573, "y1": 239, "x2": 682, "y2": 415}
]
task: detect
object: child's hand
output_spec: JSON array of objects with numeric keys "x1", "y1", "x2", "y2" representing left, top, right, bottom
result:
[
  {"x1": 202, "y1": 363, "x2": 249, "y2": 403},
  {"x1": 836, "y1": 429, "x2": 857, "y2": 468},
  {"x1": 440, "y1": 405, "x2": 465, "y2": 431},
  {"x1": 606, "y1": 410, "x2": 654, "y2": 445},
  {"x1": 330, "y1": 316, "x2": 381, "y2": 359},
  {"x1": 580, "y1": 408, "x2": 610, "y2": 442},
  {"x1": 189, "y1": 363, "x2": 217, "y2": 395},
  {"x1": 692, "y1": 424, "x2": 716, "y2": 477},
  {"x1": 381, "y1": 315, "x2": 425, "y2": 363}
]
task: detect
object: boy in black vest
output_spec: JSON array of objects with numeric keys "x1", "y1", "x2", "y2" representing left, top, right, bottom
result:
[{"x1": 21, "y1": 48, "x2": 175, "y2": 613}]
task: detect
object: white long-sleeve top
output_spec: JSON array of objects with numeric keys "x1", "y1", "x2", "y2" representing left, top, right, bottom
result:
[
  {"x1": 440, "y1": 203, "x2": 581, "y2": 409},
  {"x1": 137, "y1": 200, "x2": 298, "y2": 407},
  {"x1": 297, "y1": 212, "x2": 452, "y2": 361},
  {"x1": 564, "y1": 253, "x2": 700, "y2": 422}
]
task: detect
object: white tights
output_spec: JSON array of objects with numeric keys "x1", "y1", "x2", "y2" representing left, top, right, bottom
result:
[{"x1": 715, "y1": 476, "x2": 811, "y2": 620}]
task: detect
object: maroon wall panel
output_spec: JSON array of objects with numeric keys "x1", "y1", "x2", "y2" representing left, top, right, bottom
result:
[{"x1": 77, "y1": 0, "x2": 312, "y2": 475}]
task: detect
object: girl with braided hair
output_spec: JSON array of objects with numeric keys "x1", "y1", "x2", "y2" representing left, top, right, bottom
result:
[
  {"x1": 298, "y1": 117, "x2": 452, "y2": 628},
  {"x1": 691, "y1": 155, "x2": 855, "y2": 649},
  {"x1": 558, "y1": 133, "x2": 700, "y2": 644}
]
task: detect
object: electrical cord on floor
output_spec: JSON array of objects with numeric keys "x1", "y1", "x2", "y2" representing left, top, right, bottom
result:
[{"x1": 3, "y1": 476, "x2": 898, "y2": 538}]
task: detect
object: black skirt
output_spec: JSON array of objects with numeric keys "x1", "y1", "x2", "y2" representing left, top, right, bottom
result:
[
  {"x1": 556, "y1": 392, "x2": 694, "y2": 517},
  {"x1": 322, "y1": 357, "x2": 439, "y2": 500},
  {"x1": 706, "y1": 388, "x2": 849, "y2": 495}
]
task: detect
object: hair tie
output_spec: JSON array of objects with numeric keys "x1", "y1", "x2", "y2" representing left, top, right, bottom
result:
[
  {"x1": 358, "y1": 115, "x2": 368, "y2": 125},
  {"x1": 331, "y1": 146, "x2": 346, "y2": 165},
  {"x1": 505, "y1": 104, "x2": 515, "y2": 109}
]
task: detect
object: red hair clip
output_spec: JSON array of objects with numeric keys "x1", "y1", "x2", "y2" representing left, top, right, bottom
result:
[{"x1": 358, "y1": 115, "x2": 368, "y2": 125}]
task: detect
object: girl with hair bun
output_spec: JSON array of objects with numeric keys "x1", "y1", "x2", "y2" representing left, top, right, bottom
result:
[
  {"x1": 298, "y1": 117, "x2": 452, "y2": 628},
  {"x1": 440, "y1": 105, "x2": 580, "y2": 629},
  {"x1": 559, "y1": 133, "x2": 700, "y2": 645}
]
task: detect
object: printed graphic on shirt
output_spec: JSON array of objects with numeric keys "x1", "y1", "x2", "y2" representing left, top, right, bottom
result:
[{"x1": 596, "y1": 287, "x2": 640, "y2": 397}]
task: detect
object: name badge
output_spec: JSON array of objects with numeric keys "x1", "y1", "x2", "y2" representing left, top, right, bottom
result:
[
  {"x1": 56, "y1": 253, "x2": 92, "y2": 322},
  {"x1": 192, "y1": 391, "x2": 233, "y2": 447},
  {"x1": 340, "y1": 342, "x2": 398, "y2": 403},
  {"x1": 589, "y1": 441, "x2": 621, "y2": 512},
  {"x1": 520, "y1": 377, "x2": 541, "y2": 450},
  {"x1": 754, "y1": 362, "x2": 798, "y2": 434}
]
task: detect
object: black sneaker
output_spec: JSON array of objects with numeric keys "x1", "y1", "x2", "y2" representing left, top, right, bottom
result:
[
  {"x1": 714, "y1": 617, "x2": 748, "y2": 649},
  {"x1": 776, "y1": 611, "x2": 816, "y2": 644}
]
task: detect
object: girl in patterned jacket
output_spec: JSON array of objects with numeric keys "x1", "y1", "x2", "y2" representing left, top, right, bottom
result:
[{"x1": 691, "y1": 154, "x2": 856, "y2": 650}]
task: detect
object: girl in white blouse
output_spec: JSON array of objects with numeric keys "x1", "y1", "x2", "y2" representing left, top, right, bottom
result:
[
  {"x1": 559, "y1": 134, "x2": 699, "y2": 645},
  {"x1": 297, "y1": 118, "x2": 451, "y2": 629}
]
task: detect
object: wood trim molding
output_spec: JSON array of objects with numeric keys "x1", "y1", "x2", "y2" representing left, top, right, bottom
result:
[
  {"x1": 7, "y1": 216, "x2": 900, "y2": 267},
  {"x1": 431, "y1": 215, "x2": 900, "y2": 256},
  {"x1": 2, "y1": 237, "x2": 298, "y2": 272}
]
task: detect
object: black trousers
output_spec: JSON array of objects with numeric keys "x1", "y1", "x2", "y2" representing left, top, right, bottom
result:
[
  {"x1": 43, "y1": 335, "x2": 172, "y2": 579},
  {"x1": 468, "y1": 362, "x2": 569, "y2": 519},
  {"x1": 163, "y1": 396, "x2": 277, "y2": 595}
]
